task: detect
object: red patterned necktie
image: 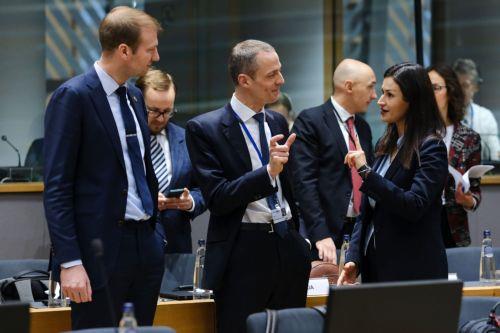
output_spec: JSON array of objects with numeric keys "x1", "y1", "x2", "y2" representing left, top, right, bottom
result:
[{"x1": 346, "y1": 116, "x2": 362, "y2": 214}]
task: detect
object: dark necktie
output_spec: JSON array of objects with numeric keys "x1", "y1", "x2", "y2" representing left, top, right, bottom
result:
[
  {"x1": 346, "y1": 116, "x2": 362, "y2": 214},
  {"x1": 253, "y1": 112, "x2": 287, "y2": 237},
  {"x1": 115, "y1": 86, "x2": 154, "y2": 217},
  {"x1": 151, "y1": 135, "x2": 170, "y2": 194}
]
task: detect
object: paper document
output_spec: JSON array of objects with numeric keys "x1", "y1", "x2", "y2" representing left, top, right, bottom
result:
[{"x1": 448, "y1": 165, "x2": 494, "y2": 193}]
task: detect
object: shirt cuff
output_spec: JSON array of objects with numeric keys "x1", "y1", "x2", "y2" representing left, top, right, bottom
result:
[
  {"x1": 61, "y1": 260, "x2": 82, "y2": 269},
  {"x1": 187, "y1": 194, "x2": 196, "y2": 213},
  {"x1": 267, "y1": 166, "x2": 277, "y2": 186}
]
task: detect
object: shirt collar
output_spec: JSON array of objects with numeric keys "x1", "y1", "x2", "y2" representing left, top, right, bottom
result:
[
  {"x1": 94, "y1": 61, "x2": 124, "y2": 96},
  {"x1": 151, "y1": 129, "x2": 167, "y2": 139},
  {"x1": 331, "y1": 97, "x2": 355, "y2": 122},
  {"x1": 230, "y1": 94, "x2": 265, "y2": 123}
]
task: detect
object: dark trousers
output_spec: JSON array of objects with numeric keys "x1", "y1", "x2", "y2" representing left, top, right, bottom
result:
[
  {"x1": 71, "y1": 222, "x2": 165, "y2": 330},
  {"x1": 214, "y1": 228, "x2": 311, "y2": 333}
]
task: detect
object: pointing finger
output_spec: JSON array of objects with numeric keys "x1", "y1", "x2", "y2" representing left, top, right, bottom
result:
[
  {"x1": 270, "y1": 134, "x2": 284, "y2": 147},
  {"x1": 285, "y1": 133, "x2": 296, "y2": 148}
]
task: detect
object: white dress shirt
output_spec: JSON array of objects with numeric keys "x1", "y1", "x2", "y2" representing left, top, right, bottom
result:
[
  {"x1": 230, "y1": 94, "x2": 292, "y2": 223},
  {"x1": 462, "y1": 102, "x2": 500, "y2": 160},
  {"x1": 331, "y1": 97, "x2": 359, "y2": 218}
]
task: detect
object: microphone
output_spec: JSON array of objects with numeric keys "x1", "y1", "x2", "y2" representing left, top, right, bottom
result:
[
  {"x1": 91, "y1": 238, "x2": 118, "y2": 331},
  {"x1": 1, "y1": 135, "x2": 21, "y2": 167}
]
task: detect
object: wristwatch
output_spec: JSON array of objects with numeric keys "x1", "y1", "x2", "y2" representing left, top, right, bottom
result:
[{"x1": 357, "y1": 164, "x2": 372, "y2": 180}]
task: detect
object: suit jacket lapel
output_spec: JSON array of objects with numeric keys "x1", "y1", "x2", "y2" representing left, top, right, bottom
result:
[
  {"x1": 85, "y1": 68, "x2": 126, "y2": 171},
  {"x1": 222, "y1": 104, "x2": 252, "y2": 171},
  {"x1": 323, "y1": 100, "x2": 348, "y2": 157},
  {"x1": 167, "y1": 123, "x2": 182, "y2": 186}
]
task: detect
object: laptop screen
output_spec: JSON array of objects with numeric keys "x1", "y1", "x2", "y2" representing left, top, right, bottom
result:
[{"x1": 324, "y1": 279, "x2": 463, "y2": 333}]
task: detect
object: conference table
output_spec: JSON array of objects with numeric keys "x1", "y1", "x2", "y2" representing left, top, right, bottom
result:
[{"x1": 30, "y1": 285, "x2": 500, "y2": 333}]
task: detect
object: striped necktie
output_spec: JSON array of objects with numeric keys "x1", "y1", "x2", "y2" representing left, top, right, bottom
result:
[{"x1": 150, "y1": 135, "x2": 170, "y2": 194}]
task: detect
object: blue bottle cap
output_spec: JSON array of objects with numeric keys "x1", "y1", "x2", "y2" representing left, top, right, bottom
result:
[
  {"x1": 343, "y1": 234, "x2": 350, "y2": 241},
  {"x1": 484, "y1": 230, "x2": 491, "y2": 238},
  {"x1": 123, "y1": 302, "x2": 134, "y2": 311},
  {"x1": 198, "y1": 239, "x2": 206, "y2": 246}
]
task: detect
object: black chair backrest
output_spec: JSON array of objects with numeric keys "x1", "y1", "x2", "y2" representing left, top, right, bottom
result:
[
  {"x1": 0, "y1": 259, "x2": 49, "y2": 280},
  {"x1": 247, "y1": 308, "x2": 324, "y2": 333},
  {"x1": 459, "y1": 296, "x2": 500, "y2": 328}
]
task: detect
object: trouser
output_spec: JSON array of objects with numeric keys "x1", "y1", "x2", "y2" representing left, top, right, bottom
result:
[
  {"x1": 71, "y1": 222, "x2": 165, "y2": 330},
  {"x1": 214, "y1": 226, "x2": 311, "y2": 333}
]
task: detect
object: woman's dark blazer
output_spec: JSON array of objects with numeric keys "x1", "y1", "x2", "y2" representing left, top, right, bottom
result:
[{"x1": 347, "y1": 137, "x2": 449, "y2": 282}]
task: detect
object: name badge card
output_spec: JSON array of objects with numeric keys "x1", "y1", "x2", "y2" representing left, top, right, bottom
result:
[
  {"x1": 271, "y1": 207, "x2": 287, "y2": 224},
  {"x1": 307, "y1": 277, "x2": 330, "y2": 296}
]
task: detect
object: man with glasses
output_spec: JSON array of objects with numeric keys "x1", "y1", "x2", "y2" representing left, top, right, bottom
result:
[
  {"x1": 453, "y1": 58, "x2": 500, "y2": 161},
  {"x1": 136, "y1": 69, "x2": 206, "y2": 253}
]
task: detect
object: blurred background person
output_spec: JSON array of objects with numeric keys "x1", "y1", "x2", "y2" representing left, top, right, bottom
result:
[
  {"x1": 427, "y1": 63, "x2": 482, "y2": 248},
  {"x1": 339, "y1": 63, "x2": 448, "y2": 284},
  {"x1": 136, "y1": 68, "x2": 206, "y2": 253},
  {"x1": 453, "y1": 58, "x2": 500, "y2": 161},
  {"x1": 265, "y1": 91, "x2": 294, "y2": 129}
]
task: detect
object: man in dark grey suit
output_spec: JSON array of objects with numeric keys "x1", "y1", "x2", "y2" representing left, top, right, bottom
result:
[{"x1": 291, "y1": 59, "x2": 377, "y2": 264}]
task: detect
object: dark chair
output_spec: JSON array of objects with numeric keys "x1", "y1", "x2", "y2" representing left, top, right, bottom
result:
[
  {"x1": 160, "y1": 254, "x2": 195, "y2": 292},
  {"x1": 247, "y1": 308, "x2": 324, "y2": 333},
  {"x1": 458, "y1": 296, "x2": 500, "y2": 328},
  {"x1": 65, "y1": 327, "x2": 175, "y2": 333},
  {"x1": 0, "y1": 259, "x2": 49, "y2": 279},
  {"x1": 446, "y1": 247, "x2": 500, "y2": 281}
]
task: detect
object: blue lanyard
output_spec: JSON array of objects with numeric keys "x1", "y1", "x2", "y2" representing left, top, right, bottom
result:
[{"x1": 232, "y1": 110, "x2": 267, "y2": 166}]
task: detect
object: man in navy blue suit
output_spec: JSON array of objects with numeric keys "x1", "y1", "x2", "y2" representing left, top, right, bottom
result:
[
  {"x1": 136, "y1": 69, "x2": 206, "y2": 253},
  {"x1": 290, "y1": 59, "x2": 376, "y2": 264},
  {"x1": 186, "y1": 39, "x2": 311, "y2": 333},
  {"x1": 43, "y1": 7, "x2": 165, "y2": 329}
]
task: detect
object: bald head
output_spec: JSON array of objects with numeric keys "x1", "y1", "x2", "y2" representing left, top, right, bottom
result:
[{"x1": 332, "y1": 59, "x2": 377, "y2": 114}]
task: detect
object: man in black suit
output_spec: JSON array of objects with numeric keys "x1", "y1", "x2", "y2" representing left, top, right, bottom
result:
[
  {"x1": 44, "y1": 7, "x2": 165, "y2": 329},
  {"x1": 185, "y1": 39, "x2": 311, "y2": 333},
  {"x1": 291, "y1": 59, "x2": 376, "y2": 264}
]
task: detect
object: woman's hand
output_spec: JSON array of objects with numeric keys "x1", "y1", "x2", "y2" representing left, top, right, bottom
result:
[
  {"x1": 344, "y1": 134, "x2": 366, "y2": 170},
  {"x1": 455, "y1": 182, "x2": 475, "y2": 209}
]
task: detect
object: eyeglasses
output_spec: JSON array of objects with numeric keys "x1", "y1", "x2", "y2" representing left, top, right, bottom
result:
[
  {"x1": 431, "y1": 84, "x2": 447, "y2": 92},
  {"x1": 147, "y1": 107, "x2": 177, "y2": 119}
]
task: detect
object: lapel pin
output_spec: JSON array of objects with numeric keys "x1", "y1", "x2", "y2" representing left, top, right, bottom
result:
[{"x1": 132, "y1": 96, "x2": 138, "y2": 103}]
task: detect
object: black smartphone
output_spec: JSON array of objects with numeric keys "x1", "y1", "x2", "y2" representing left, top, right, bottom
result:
[{"x1": 166, "y1": 188, "x2": 184, "y2": 198}]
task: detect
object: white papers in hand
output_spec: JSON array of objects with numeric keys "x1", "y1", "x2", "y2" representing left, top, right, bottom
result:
[{"x1": 448, "y1": 165, "x2": 494, "y2": 193}]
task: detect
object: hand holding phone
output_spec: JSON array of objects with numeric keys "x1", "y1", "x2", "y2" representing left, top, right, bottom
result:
[
  {"x1": 167, "y1": 188, "x2": 184, "y2": 198},
  {"x1": 164, "y1": 188, "x2": 193, "y2": 211}
]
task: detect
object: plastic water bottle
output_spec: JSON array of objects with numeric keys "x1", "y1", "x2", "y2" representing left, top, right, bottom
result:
[
  {"x1": 338, "y1": 234, "x2": 350, "y2": 278},
  {"x1": 193, "y1": 239, "x2": 208, "y2": 299},
  {"x1": 119, "y1": 302, "x2": 137, "y2": 333},
  {"x1": 480, "y1": 230, "x2": 496, "y2": 283}
]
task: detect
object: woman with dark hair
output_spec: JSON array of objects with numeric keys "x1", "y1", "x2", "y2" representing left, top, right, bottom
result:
[
  {"x1": 427, "y1": 63, "x2": 482, "y2": 248},
  {"x1": 338, "y1": 62, "x2": 448, "y2": 283}
]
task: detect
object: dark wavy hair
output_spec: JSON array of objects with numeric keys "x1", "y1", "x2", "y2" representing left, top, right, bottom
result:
[
  {"x1": 426, "y1": 63, "x2": 466, "y2": 123},
  {"x1": 377, "y1": 62, "x2": 445, "y2": 169}
]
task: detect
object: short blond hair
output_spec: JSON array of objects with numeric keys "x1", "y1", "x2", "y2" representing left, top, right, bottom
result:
[
  {"x1": 136, "y1": 68, "x2": 175, "y2": 93},
  {"x1": 99, "y1": 6, "x2": 162, "y2": 52}
]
